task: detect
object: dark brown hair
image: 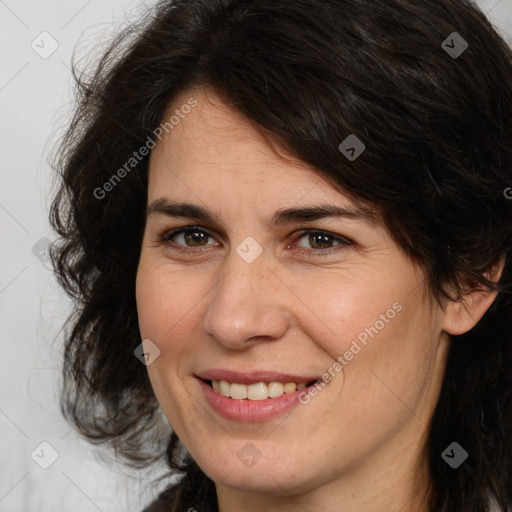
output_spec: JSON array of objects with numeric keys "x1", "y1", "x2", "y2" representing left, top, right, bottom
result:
[{"x1": 50, "y1": 0, "x2": 512, "y2": 510}]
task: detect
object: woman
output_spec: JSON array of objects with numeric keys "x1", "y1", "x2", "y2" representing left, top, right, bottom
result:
[{"x1": 49, "y1": 0, "x2": 512, "y2": 510}]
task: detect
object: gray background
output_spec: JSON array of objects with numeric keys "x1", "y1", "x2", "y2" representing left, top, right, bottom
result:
[{"x1": 1, "y1": 0, "x2": 511, "y2": 511}]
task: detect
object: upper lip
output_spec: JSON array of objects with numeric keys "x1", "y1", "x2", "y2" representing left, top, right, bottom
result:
[{"x1": 196, "y1": 369, "x2": 320, "y2": 385}]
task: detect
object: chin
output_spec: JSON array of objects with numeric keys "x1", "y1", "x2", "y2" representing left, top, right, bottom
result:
[
  {"x1": 197, "y1": 450, "x2": 315, "y2": 495},
  {"x1": 211, "y1": 467, "x2": 301, "y2": 494}
]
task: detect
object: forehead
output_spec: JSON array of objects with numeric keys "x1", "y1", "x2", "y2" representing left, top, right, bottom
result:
[{"x1": 147, "y1": 87, "x2": 383, "y2": 230}]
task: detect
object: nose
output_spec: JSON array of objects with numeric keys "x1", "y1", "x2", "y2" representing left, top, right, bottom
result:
[{"x1": 202, "y1": 248, "x2": 290, "y2": 350}]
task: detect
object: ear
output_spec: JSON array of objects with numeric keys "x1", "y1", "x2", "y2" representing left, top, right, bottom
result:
[{"x1": 442, "y1": 257, "x2": 505, "y2": 336}]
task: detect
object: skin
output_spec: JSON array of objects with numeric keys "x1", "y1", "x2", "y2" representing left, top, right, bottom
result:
[{"x1": 135, "y1": 87, "x2": 501, "y2": 512}]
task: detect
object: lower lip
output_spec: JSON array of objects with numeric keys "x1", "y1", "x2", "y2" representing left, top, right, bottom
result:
[{"x1": 198, "y1": 378, "x2": 308, "y2": 422}]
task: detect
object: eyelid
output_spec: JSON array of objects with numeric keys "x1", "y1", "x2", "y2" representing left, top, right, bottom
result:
[
  {"x1": 292, "y1": 229, "x2": 353, "y2": 247},
  {"x1": 161, "y1": 225, "x2": 214, "y2": 241},
  {"x1": 160, "y1": 225, "x2": 353, "y2": 256},
  {"x1": 160, "y1": 225, "x2": 220, "y2": 248}
]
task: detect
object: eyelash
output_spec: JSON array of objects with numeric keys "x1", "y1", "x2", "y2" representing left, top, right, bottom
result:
[{"x1": 159, "y1": 226, "x2": 353, "y2": 258}]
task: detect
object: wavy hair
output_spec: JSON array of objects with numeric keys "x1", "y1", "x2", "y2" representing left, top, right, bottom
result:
[{"x1": 49, "y1": 0, "x2": 512, "y2": 510}]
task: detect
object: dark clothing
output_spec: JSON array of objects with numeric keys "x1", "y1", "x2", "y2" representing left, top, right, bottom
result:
[
  {"x1": 141, "y1": 486, "x2": 174, "y2": 512},
  {"x1": 142, "y1": 471, "x2": 217, "y2": 512}
]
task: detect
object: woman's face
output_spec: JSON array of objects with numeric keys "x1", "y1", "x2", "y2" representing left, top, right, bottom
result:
[{"x1": 136, "y1": 88, "x2": 451, "y2": 505}]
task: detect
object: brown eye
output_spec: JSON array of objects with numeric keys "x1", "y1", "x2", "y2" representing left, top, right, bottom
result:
[
  {"x1": 304, "y1": 233, "x2": 335, "y2": 249},
  {"x1": 163, "y1": 227, "x2": 216, "y2": 247},
  {"x1": 295, "y1": 231, "x2": 350, "y2": 251}
]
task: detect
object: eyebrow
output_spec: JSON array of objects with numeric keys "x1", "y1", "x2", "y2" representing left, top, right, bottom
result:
[{"x1": 146, "y1": 199, "x2": 378, "y2": 227}]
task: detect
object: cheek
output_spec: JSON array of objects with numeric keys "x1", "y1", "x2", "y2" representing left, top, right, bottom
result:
[
  {"x1": 288, "y1": 271, "x2": 403, "y2": 360},
  {"x1": 135, "y1": 263, "x2": 205, "y2": 428},
  {"x1": 290, "y1": 269, "x2": 430, "y2": 414},
  {"x1": 330, "y1": 296, "x2": 435, "y2": 434},
  {"x1": 135, "y1": 262, "x2": 206, "y2": 343}
]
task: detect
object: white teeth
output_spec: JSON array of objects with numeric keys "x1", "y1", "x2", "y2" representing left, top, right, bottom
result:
[
  {"x1": 219, "y1": 380, "x2": 231, "y2": 397},
  {"x1": 230, "y1": 382, "x2": 248, "y2": 399},
  {"x1": 283, "y1": 382, "x2": 297, "y2": 393},
  {"x1": 247, "y1": 382, "x2": 268, "y2": 400},
  {"x1": 267, "y1": 381, "x2": 284, "y2": 397},
  {"x1": 210, "y1": 379, "x2": 313, "y2": 400}
]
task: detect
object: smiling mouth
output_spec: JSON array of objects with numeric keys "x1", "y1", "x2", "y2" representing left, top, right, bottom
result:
[{"x1": 202, "y1": 378, "x2": 321, "y2": 400}]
